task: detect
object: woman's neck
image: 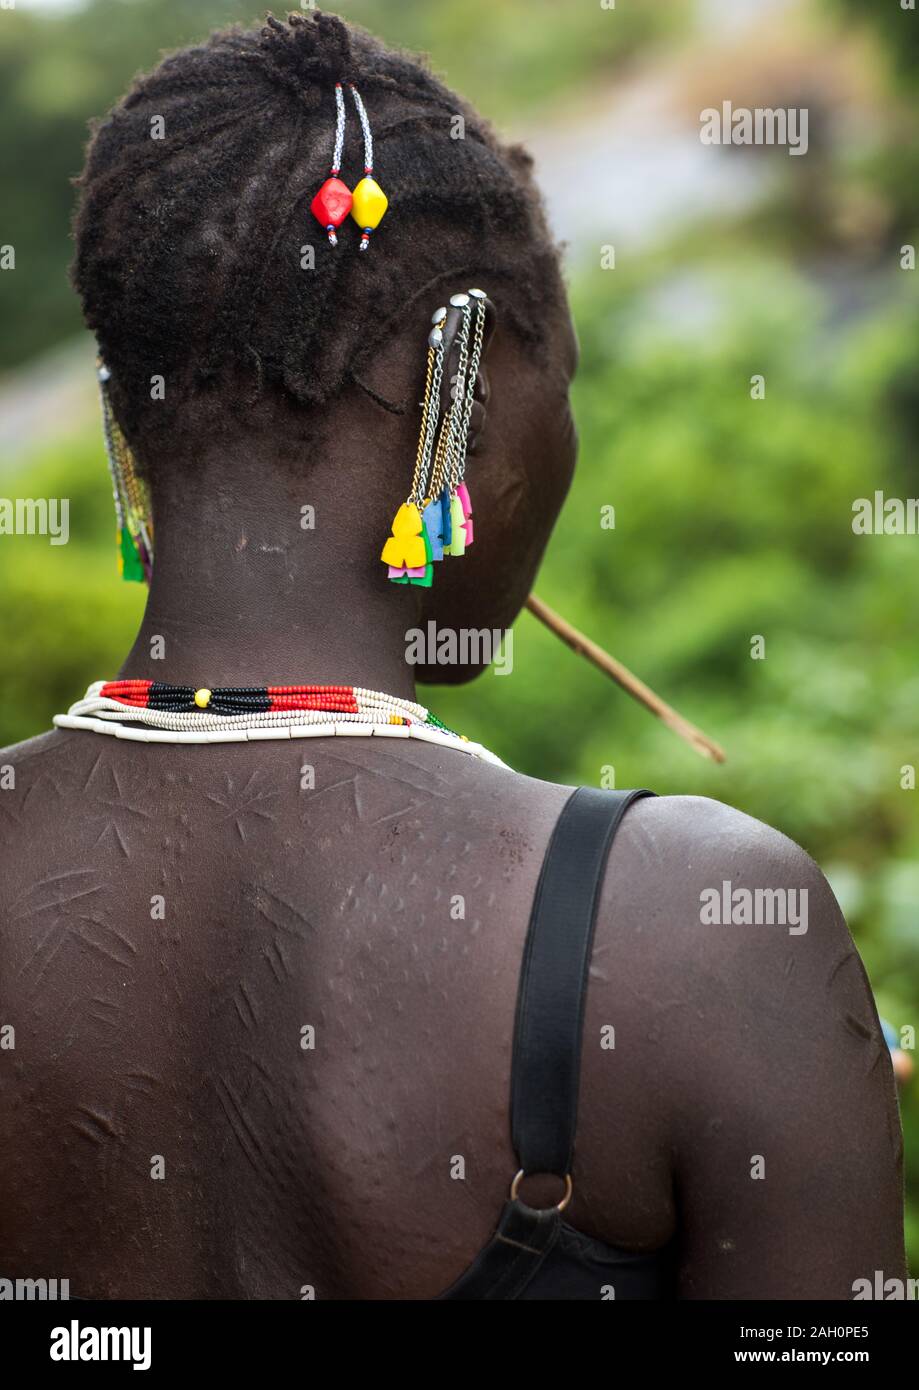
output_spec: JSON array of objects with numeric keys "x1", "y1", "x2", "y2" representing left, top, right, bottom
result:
[{"x1": 118, "y1": 455, "x2": 422, "y2": 701}]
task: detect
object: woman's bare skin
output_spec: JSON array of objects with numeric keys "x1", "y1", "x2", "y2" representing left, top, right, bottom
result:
[{"x1": 0, "y1": 301, "x2": 905, "y2": 1299}]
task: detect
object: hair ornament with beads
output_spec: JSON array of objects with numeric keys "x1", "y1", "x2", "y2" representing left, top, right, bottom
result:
[{"x1": 310, "y1": 79, "x2": 388, "y2": 249}]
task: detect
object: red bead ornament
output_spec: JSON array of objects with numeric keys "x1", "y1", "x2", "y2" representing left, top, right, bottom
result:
[{"x1": 310, "y1": 178, "x2": 353, "y2": 246}]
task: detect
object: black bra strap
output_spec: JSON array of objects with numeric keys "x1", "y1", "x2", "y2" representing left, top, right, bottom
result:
[{"x1": 509, "y1": 786, "x2": 654, "y2": 1178}]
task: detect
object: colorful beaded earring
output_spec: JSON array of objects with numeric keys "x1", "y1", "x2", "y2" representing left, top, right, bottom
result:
[
  {"x1": 380, "y1": 289, "x2": 486, "y2": 588},
  {"x1": 380, "y1": 306, "x2": 447, "y2": 587},
  {"x1": 430, "y1": 289, "x2": 486, "y2": 559},
  {"x1": 309, "y1": 82, "x2": 388, "y2": 249},
  {"x1": 97, "y1": 359, "x2": 153, "y2": 583}
]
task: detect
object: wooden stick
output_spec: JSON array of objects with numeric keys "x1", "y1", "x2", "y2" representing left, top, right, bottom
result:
[{"x1": 525, "y1": 593, "x2": 726, "y2": 764}]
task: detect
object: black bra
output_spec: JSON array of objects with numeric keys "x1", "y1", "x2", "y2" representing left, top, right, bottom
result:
[{"x1": 440, "y1": 786, "x2": 676, "y2": 1299}]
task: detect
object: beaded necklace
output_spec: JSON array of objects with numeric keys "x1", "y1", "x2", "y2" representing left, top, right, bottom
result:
[{"x1": 54, "y1": 680, "x2": 506, "y2": 766}]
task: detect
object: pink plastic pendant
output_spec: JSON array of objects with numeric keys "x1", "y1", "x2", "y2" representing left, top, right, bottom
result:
[
  {"x1": 388, "y1": 564, "x2": 427, "y2": 580},
  {"x1": 456, "y1": 483, "x2": 474, "y2": 547}
]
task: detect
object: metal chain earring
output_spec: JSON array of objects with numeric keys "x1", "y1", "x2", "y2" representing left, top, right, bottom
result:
[{"x1": 380, "y1": 288, "x2": 486, "y2": 588}]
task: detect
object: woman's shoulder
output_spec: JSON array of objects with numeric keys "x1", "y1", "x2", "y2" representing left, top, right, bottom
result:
[
  {"x1": 614, "y1": 790, "x2": 830, "y2": 889},
  {"x1": 485, "y1": 770, "x2": 832, "y2": 906},
  {"x1": 592, "y1": 789, "x2": 853, "y2": 974},
  {"x1": 464, "y1": 767, "x2": 853, "y2": 986},
  {"x1": 580, "y1": 791, "x2": 904, "y2": 1295},
  {"x1": 586, "y1": 788, "x2": 888, "y2": 1147}
]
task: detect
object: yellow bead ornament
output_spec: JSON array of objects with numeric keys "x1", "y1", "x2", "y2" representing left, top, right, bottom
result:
[
  {"x1": 351, "y1": 176, "x2": 388, "y2": 251},
  {"x1": 194, "y1": 688, "x2": 212, "y2": 709}
]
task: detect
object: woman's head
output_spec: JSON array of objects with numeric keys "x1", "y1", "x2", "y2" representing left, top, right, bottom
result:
[{"x1": 72, "y1": 10, "x2": 579, "y2": 668}]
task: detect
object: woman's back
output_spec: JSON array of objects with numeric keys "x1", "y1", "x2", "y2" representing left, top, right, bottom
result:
[{"x1": 0, "y1": 726, "x2": 903, "y2": 1298}]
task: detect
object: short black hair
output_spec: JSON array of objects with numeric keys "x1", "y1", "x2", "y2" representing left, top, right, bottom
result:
[{"x1": 72, "y1": 10, "x2": 564, "y2": 446}]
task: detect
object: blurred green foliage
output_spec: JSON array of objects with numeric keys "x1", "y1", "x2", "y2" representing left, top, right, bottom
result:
[{"x1": 1, "y1": 0, "x2": 917, "y2": 1271}]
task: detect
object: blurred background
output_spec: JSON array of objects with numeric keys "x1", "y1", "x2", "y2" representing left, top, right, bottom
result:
[{"x1": 1, "y1": 0, "x2": 917, "y2": 1270}]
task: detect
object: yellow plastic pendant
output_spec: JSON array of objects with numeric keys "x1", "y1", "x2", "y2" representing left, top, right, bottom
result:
[
  {"x1": 351, "y1": 176, "x2": 388, "y2": 231},
  {"x1": 381, "y1": 503, "x2": 426, "y2": 570}
]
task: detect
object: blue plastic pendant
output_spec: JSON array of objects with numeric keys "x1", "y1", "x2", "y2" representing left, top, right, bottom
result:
[
  {"x1": 439, "y1": 487, "x2": 453, "y2": 552},
  {"x1": 422, "y1": 498, "x2": 445, "y2": 561}
]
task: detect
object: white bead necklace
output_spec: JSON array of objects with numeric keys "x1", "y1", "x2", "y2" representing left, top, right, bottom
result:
[{"x1": 53, "y1": 680, "x2": 507, "y2": 767}]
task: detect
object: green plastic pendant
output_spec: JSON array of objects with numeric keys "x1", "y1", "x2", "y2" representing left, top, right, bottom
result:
[
  {"x1": 408, "y1": 522, "x2": 434, "y2": 587},
  {"x1": 119, "y1": 525, "x2": 145, "y2": 583}
]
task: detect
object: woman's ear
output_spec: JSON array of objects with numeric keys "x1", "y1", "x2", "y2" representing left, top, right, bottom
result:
[{"x1": 438, "y1": 295, "x2": 497, "y2": 455}]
